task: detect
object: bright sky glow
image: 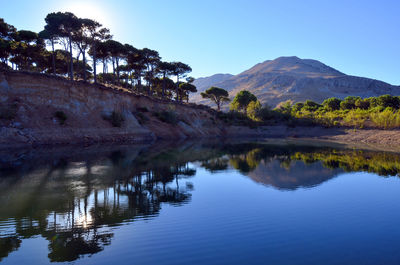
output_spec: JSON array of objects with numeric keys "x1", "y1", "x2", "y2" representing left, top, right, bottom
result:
[
  {"x1": 58, "y1": 1, "x2": 112, "y2": 27},
  {"x1": 1, "y1": 0, "x2": 400, "y2": 85}
]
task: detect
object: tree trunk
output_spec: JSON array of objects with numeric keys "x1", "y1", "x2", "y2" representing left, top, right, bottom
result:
[
  {"x1": 137, "y1": 76, "x2": 141, "y2": 93},
  {"x1": 83, "y1": 51, "x2": 87, "y2": 82},
  {"x1": 112, "y1": 58, "x2": 115, "y2": 83},
  {"x1": 162, "y1": 72, "x2": 166, "y2": 99},
  {"x1": 51, "y1": 39, "x2": 56, "y2": 75},
  {"x1": 76, "y1": 52, "x2": 81, "y2": 80},
  {"x1": 116, "y1": 57, "x2": 119, "y2": 83},
  {"x1": 176, "y1": 75, "x2": 179, "y2": 101},
  {"x1": 69, "y1": 35, "x2": 73, "y2": 81},
  {"x1": 93, "y1": 42, "x2": 97, "y2": 84}
]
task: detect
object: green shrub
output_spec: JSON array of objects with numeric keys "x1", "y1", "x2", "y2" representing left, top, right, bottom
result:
[
  {"x1": 322, "y1": 97, "x2": 341, "y2": 111},
  {"x1": 355, "y1": 98, "x2": 370, "y2": 110},
  {"x1": 292, "y1": 102, "x2": 304, "y2": 112},
  {"x1": 276, "y1": 100, "x2": 293, "y2": 115},
  {"x1": 340, "y1": 96, "x2": 360, "y2": 110},
  {"x1": 54, "y1": 111, "x2": 67, "y2": 125},
  {"x1": 103, "y1": 111, "x2": 125, "y2": 127},
  {"x1": 343, "y1": 109, "x2": 367, "y2": 129},
  {"x1": 153, "y1": 111, "x2": 178, "y2": 125},
  {"x1": 370, "y1": 108, "x2": 400, "y2": 129},
  {"x1": 366, "y1": 97, "x2": 378, "y2": 108},
  {"x1": 302, "y1": 100, "x2": 321, "y2": 112},
  {"x1": 247, "y1": 101, "x2": 262, "y2": 121},
  {"x1": 377, "y1": 95, "x2": 400, "y2": 109}
]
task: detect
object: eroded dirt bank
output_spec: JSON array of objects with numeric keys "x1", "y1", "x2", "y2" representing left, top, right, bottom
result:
[
  {"x1": 0, "y1": 70, "x2": 399, "y2": 149},
  {"x1": 0, "y1": 71, "x2": 223, "y2": 147}
]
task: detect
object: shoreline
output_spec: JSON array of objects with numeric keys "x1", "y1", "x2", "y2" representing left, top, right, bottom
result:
[{"x1": 2, "y1": 125, "x2": 400, "y2": 152}]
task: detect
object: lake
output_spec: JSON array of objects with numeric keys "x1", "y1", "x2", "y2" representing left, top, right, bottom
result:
[{"x1": 1, "y1": 140, "x2": 400, "y2": 264}]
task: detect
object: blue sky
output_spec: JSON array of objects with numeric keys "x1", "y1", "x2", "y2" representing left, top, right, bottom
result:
[{"x1": 1, "y1": 0, "x2": 399, "y2": 84}]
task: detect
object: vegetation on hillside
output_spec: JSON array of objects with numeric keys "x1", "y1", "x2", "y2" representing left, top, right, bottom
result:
[
  {"x1": 0, "y1": 14, "x2": 196, "y2": 102},
  {"x1": 288, "y1": 95, "x2": 400, "y2": 129},
  {"x1": 208, "y1": 89, "x2": 400, "y2": 130}
]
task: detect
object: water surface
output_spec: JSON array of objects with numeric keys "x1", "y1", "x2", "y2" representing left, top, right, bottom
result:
[{"x1": 1, "y1": 140, "x2": 400, "y2": 264}]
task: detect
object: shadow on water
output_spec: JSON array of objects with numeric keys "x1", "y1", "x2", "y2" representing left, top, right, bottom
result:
[{"x1": 1, "y1": 139, "x2": 400, "y2": 262}]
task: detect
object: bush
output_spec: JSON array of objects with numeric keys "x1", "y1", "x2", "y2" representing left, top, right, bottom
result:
[
  {"x1": 103, "y1": 111, "x2": 125, "y2": 127},
  {"x1": 276, "y1": 100, "x2": 293, "y2": 115},
  {"x1": 247, "y1": 101, "x2": 262, "y2": 121},
  {"x1": 259, "y1": 107, "x2": 276, "y2": 121},
  {"x1": 322, "y1": 97, "x2": 341, "y2": 111},
  {"x1": 217, "y1": 110, "x2": 256, "y2": 126},
  {"x1": 292, "y1": 102, "x2": 304, "y2": 112},
  {"x1": 340, "y1": 96, "x2": 360, "y2": 110},
  {"x1": 54, "y1": 111, "x2": 67, "y2": 125},
  {"x1": 377, "y1": 95, "x2": 400, "y2": 109},
  {"x1": 342, "y1": 109, "x2": 367, "y2": 129},
  {"x1": 302, "y1": 100, "x2": 322, "y2": 112},
  {"x1": 370, "y1": 108, "x2": 400, "y2": 129},
  {"x1": 366, "y1": 97, "x2": 378, "y2": 108},
  {"x1": 153, "y1": 111, "x2": 178, "y2": 125},
  {"x1": 355, "y1": 98, "x2": 370, "y2": 110}
]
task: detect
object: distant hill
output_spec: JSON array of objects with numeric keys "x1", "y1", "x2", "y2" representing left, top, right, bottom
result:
[
  {"x1": 191, "y1": 56, "x2": 400, "y2": 108},
  {"x1": 193, "y1": 73, "x2": 234, "y2": 92}
]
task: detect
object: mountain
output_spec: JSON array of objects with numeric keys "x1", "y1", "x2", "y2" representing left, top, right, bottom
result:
[
  {"x1": 192, "y1": 73, "x2": 234, "y2": 92},
  {"x1": 191, "y1": 56, "x2": 400, "y2": 108}
]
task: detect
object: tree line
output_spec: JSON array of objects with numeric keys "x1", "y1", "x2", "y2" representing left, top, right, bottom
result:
[
  {"x1": 0, "y1": 13, "x2": 197, "y2": 101},
  {"x1": 200, "y1": 84, "x2": 400, "y2": 130}
]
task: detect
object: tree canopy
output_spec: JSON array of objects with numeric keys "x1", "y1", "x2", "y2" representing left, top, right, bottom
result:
[
  {"x1": 230, "y1": 90, "x2": 257, "y2": 113},
  {"x1": 201, "y1": 86, "x2": 230, "y2": 111}
]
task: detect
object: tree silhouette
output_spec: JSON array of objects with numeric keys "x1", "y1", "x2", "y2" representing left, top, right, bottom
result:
[
  {"x1": 170, "y1": 62, "x2": 192, "y2": 101},
  {"x1": 201, "y1": 86, "x2": 230, "y2": 111}
]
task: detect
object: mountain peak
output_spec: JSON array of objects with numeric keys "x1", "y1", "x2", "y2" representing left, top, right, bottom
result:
[{"x1": 242, "y1": 56, "x2": 344, "y2": 78}]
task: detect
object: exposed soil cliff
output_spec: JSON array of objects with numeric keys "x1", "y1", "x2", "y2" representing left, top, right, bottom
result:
[{"x1": 0, "y1": 70, "x2": 223, "y2": 147}]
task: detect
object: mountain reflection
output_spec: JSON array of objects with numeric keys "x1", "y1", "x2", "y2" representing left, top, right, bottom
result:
[{"x1": 1, "y1": 140, "x2": 400, "y2": 262}]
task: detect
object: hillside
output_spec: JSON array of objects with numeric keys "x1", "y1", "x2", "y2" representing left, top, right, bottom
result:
[
  {"x1": 2, "y1": 70, "x2": 400, "y2": 148},
  {"x1": 0, "y1": 70, "x2": 225, "y2": 146},
  {"x1": 192, "y1": 56, "x2": 400, "y2": 108},
  {"x1": 193, "y1": 73, "x2": 234, "y2": 92}
]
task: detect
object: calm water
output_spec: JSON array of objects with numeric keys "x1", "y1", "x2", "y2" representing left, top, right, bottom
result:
[{"x1": 1, "y1": 140, "x2": 400, "y2": 264}]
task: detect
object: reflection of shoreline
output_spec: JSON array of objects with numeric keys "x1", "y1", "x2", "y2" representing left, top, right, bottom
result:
[
  {"x1": 0, "y1": 143, "x2": 198, "y2": 262},
  {"x1": 247, "y1": 160, "x2": 343, "y2": 190},
  {"x1": 1, "y1": 140, "x2": 400, "y2": 262},
  {"x1": 202, "y1": 142, "x2": 400, "y2": 190}
]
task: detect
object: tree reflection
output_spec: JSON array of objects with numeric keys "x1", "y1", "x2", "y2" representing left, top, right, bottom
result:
[
  {"x1": 1, "y1": 141, "x2": 400, "y2": 262},
  {"x1": 0, "y1": 145, "x2": 197, "y2": 262},
  {"x1": 200, "y1": 142, "x2": 400, "y2": 189},
  {"x1": 0, "y1": 237, "x2": 21, "y2": 261}
]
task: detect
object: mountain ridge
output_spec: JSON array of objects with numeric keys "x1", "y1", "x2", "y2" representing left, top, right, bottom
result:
[{"x1": 192, "y1": 56, "x2": 400, "y2": 108}]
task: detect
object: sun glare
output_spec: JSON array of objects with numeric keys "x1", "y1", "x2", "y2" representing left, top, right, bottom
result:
[{"x1": 60, "y1": 1, "x2": 110, "y2": 26}]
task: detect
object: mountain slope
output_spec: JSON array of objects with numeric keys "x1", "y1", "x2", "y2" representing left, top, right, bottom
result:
[
  {"x1": 192, "y1": 56, "x2": 400, "y2": 108},
  {"x1": 192, "y1": 73, "x2": 234, "y2": 92}
]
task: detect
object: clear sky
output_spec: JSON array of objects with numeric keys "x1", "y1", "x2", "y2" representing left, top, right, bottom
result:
[{"x1": 1, "y1": 0, "x2": 399, "y2": 84}]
